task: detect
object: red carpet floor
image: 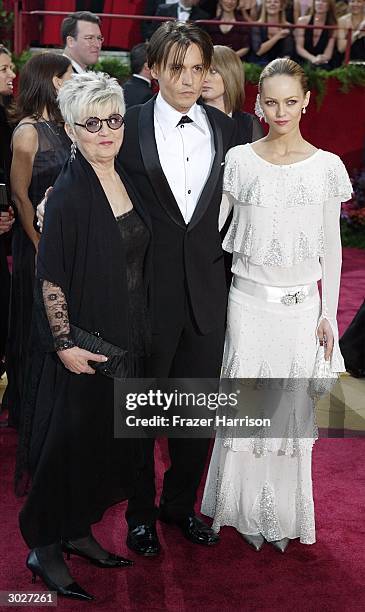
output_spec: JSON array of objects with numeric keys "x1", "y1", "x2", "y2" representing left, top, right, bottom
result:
[{"x1": 0, "y1": 247, "x2": 364, "y2": 612}]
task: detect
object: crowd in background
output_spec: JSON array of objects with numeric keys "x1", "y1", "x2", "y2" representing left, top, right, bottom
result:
[{"x1": 141, "y1": 0, "x2": 365, "y2": 66}]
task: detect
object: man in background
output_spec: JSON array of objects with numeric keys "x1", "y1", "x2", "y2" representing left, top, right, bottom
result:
[
  {"x1": 62, "y1": 11, "x2": 103, "y2": 73},
  {"x1": 123, "y1": 43, "x2": 154, "y2": 108}
]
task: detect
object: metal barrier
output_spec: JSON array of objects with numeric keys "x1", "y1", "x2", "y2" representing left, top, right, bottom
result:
[{"x1": 12, "y1": 1, "x2": 365, "y2": 66}]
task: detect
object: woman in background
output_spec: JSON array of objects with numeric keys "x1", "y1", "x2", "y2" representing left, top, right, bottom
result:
[
  {"x1": 201, "y1": 45, "x2": 264, "y2": 143},
  {"x1": 296, "y1": 0, "x2": 338, "y2": 68},
  {"x1": 206, "y1": 0, "x2": 251, "y2": 58},
  {"x1": 0, "y1": 45, "x2": 15, "y2": 380},
  {"x1": 4, "y1": 53, "x2": 72, "y2": 427},
  {"x1": 251, "y1": 0, "x2": 295, "y2": 64},
  {"x1": 337, "y1": 0, "x2": 365, "y2": 61}
]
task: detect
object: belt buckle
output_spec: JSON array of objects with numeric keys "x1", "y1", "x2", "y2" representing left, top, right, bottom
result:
[{"x1": 281, "y1": 290, "x2": 306, "y2": 306}]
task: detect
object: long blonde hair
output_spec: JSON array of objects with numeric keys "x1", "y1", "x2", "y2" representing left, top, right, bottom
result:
[{"x1": 258, "y1": 0, "x2": 288, "y2": 23}]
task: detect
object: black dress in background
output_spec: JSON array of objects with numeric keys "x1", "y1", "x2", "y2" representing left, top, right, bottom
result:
[
  {"x1": 251, "y1": 25, "x2": 295, "y2": 64},
  {"x1": 4, "y1": 121, "x2": 70, "y2": 427},
  {"x1": 303, "y1": 15, "x2": 339, "y2": 68},
  {"x1": 19, "y1": 208, "x2": 150, "y2": 548},
  {"x1": 0, "y1": 103, "x2": 12, "y2": 377},
  {"x1": 206, "y1": 12, "x2": 251, "y2": 53}
]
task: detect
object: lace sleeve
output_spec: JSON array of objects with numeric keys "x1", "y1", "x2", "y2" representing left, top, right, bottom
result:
[{"x1": 41, "y1": 280, "x2": 75, "y2": 352}]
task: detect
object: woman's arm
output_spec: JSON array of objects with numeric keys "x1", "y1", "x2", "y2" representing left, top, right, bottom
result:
[
  {"x1": 295, "y1": 16, "x2": 318, "y2": 62},
  {"x1": 337, "y1": 15, "x2": 350, "y2": 53},
  {"x1": 10, "y1": 123, "x2": 40, "y2": 251},
  {"x1": 254, "y1": 28, "x2": 291, "y2": 56},
  {"x1": 236, "y1": 45, "x2": 250, "y2": 57},
  {"x1": 317, "y1": 34, "x2": 335, "y2": 63},
  {"x1": 42, "y1": 279, "x2": 108, "y2": 374}
]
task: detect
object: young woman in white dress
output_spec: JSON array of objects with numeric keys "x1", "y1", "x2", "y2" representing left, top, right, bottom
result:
[{"x1": 201, "y1": 58, "x2": 352, "y2": 553}]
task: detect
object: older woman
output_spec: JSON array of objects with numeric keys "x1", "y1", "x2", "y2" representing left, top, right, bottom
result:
[
  {"x1": 295, "y1": 0, "x2": 338, "y2": 68},
  {"x1": 19, "y1": 73, "x2": 151, "y2": 601}
]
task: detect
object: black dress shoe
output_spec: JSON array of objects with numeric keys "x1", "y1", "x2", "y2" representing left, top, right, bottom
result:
[
  {"x1": 126, "y1": 525, "x2": 160, "y2": 557},
  {"x1": 61, "y1": 540, "x2": 133, "y2": 567},
  {"x1": 160, "y1": 514, "x2": 219, "y2": 546},
  {"x1": 26, "y1": 550, "x2": 94, "y2": 601}
]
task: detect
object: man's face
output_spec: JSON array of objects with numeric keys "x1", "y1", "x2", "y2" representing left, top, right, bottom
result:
[
  {"x1": 67, "y1": 20, "x2": 103, "y2": 68},
  {"x1": 151, "y1": 43, "x2": 206, "y2": 113}
]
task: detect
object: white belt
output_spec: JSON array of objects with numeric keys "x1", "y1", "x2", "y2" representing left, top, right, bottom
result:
[{"x1": 232, "y1": 277, "x2": 318, "y2": 306}]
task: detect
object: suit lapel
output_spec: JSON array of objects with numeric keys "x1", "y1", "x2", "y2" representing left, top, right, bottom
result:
[
  {"x1": 188, "y1": 104, "x2": 223, "y2": 232},
  {"x1": 138, "y1": 97, "x2": 186, "y2": 229}
]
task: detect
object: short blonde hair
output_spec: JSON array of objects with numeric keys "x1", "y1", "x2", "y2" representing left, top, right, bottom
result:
[
  {"x1": 57, "y1": 71, "x2": 125, "y2": 125},
  {"x1": 211, "y1": 45, "x2": 245, "y2": 114}
]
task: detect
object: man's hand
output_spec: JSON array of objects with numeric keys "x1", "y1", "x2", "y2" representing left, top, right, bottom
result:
[
  {"x1": 57, "y1": 346, "x2": 108, "y2": 374},
  {"x1": 0, "y1": 207, "x2": 15, "y2": 235},
  {"x1": 36, "y1": 186, "x2": 53, "y2": 233}
]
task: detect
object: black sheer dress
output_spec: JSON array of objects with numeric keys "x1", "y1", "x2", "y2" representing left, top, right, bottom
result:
[
  {"x1": 4, "y1": 121, "x2": 70, "y2": 427},
  {"x1": 0, "y1": 102, "x2": 12, "y2": 376},
  {"x1": 19, "y1": 208, "x2": 149, "y2": 548}
]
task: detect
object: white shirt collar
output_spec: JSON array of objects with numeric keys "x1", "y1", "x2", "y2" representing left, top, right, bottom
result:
[
  {"x1": 132, "y1": 73, "x2": 151, "y2": 86},
  {"x1": 63, "y1": 53, "x2": 86, "y2": 74},
  {"x1": 154, "y1": 92, "x2": 208, "y2": 139}
]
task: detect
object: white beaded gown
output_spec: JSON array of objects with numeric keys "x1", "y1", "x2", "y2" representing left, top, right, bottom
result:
[{"x1": 201, "y1": 144, "x2": 353, "y2": 544}]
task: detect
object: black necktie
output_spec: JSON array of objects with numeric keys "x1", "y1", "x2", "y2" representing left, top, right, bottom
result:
[{"x1": 177, "y1": 115, "x2": 193, "y2": 127}]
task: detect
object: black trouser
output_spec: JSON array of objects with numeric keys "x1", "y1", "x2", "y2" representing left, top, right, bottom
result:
[{"x1": 126, "y1": 301, "x2": 225, "y2": 527}]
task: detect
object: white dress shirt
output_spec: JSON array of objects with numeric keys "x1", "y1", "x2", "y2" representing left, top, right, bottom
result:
[
  {"x1": 154, "y1": 93, "x2": 215, "y2": 224},
  {"x1": 63, "y1": 54, "x2": 85, "y2": 74},
  {"x1": 177, "y1": 3, "x2": 192, "y2": 21}
]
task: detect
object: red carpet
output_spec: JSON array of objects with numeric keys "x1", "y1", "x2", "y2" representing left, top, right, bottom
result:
[{"x1": 0, "y1": 247, "x2": 364, "y2": 611}]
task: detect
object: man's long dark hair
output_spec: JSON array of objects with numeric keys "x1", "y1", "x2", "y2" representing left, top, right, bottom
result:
[
  {"x1": 12, "y1": 53, "x2": 71, "y2": 124},
  {"x1": 147, "y1": 22, "x2": 213, "y2": 78}
]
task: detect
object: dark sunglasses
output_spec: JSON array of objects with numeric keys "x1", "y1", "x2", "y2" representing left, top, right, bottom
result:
[{"x1": 74, "y1": 113, "x2": 124, "y2": 133}]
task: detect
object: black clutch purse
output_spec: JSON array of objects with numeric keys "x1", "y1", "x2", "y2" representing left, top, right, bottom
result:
[{"x1": 70, "y1": 325, "x2": 129, "y2": 379}]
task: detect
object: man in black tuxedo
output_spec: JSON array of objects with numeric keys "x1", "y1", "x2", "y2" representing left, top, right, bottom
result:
[
  {"x1": 123, "y1": 43, "x2": 154, "y2": 109},
  {"x1": 146, "y1": 0, "x2": 210, "y2": 38},
  {"x1": 118, "y1": 21, "x2": 237, "y2": 556}
]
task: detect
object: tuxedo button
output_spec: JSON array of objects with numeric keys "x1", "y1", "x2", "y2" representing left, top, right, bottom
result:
[{"x1": 188, "y1": 189, "x2": 191, "y2": 194}]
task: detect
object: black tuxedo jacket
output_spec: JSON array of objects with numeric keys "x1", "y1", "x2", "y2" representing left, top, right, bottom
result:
[
  {"x1": 148, "y1": 3, "x2": 209, "y2": 36},
  {"x1": 118, "y1": 96, "x2": 237, "y2": 335},
  {"x1": 123, "y1": 76, "x2": 154, "y2": 109}
]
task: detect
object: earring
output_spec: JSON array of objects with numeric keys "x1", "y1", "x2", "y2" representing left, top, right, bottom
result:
[
  {"x1": 254, "y1": 94, "x2": 265, "y2": 122},
  {"x1": 302, "y1": 107, "x2": 307, "y2": 114},
  {"x1": 70, "y1": 141, "x2": 77, "y2": 162}
]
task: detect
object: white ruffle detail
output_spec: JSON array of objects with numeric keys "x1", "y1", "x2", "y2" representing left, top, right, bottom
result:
[{"x1": 222, "y1": 220, "x2": 325, "y2": 266}]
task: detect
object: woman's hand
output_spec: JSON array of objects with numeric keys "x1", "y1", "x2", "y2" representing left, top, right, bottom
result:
[
  {"x1": 36, "y1": 186, "x2": 53, "y2": 233},
  {"x1": 57, "y1": 346, "x2": 108, "y2": 374},
  {"x1": 0, "y1": 207, "x2": 15, "y2": 235},
  {"x1": 317, "y1": 318, "x2": 334, "y2": 361}
]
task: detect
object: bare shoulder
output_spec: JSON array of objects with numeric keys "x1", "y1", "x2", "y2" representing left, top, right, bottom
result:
[
  {"x1": 297, "y1": 15, "x2": 310, "y2": 24},
  {"x1": 337, "y1": 13, "x2": 351, "y2": 27},
  {"x1": 12, "y1": 119, "x2": 38, "y2": 152}
]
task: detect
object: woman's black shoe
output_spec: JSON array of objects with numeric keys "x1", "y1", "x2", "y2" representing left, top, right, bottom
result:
[
  {"x1": 62, "y1": 539, "x2": 134, "y2": 567},
  {"x1": 26, "y1": 550, "x2": 94, "y2": 601}
]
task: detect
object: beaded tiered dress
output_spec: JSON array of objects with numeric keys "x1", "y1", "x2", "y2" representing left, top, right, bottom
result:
[{"x1": 201, "y1": 144, "x2": 352, "y2": 544}]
